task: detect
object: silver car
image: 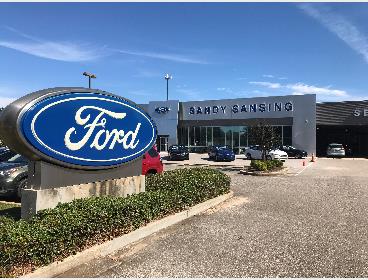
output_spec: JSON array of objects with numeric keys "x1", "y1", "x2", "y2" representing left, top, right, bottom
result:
[{"x1": 326, "y1": 143, "x2": 345, "y2": 158}]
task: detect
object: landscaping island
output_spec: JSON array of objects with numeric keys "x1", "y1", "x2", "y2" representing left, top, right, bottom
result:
[
  {"x1": 0, "y1": 168, "x2": 230, "y2": 277},
  {"x1": 241, "y1": 160, "x2": 287, "y2": 176}
]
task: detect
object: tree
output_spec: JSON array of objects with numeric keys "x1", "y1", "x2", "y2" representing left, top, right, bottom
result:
[{"x1": 248, "y1": 123, "x2": 281, "y2": 160}]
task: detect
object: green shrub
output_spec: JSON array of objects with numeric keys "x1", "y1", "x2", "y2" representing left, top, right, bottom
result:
[
  {"x1": 250, "y1": 159, "x2": 283, "y2": 171},
  {"x1": 0, "y1": 168, "x2": 230, "y2": 277}
]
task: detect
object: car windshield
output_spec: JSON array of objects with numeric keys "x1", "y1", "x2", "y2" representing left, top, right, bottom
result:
[
  {"x1": 7, "y1": 154, "x2": 27, "y2": 163},
  {"x1": 329, "y1": 144, "x2": 343, "y2": 149},
  {"x1": 219, "y1": 147, "x2": 231, "y2": 151}
]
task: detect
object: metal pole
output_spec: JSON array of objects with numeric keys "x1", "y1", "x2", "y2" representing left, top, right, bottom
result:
[
  {"x1": 89, "y1": 77, "x2": 91, "y2": 88},
  {"x1": 166, "y1": 78, "x2": 169, "y2": 101}
]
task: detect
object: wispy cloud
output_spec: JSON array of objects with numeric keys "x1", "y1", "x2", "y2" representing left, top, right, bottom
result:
[
  {"x1": 114, "y1": 49, "x2": 208, "y2": 64},
  {"x1": 299, "y1": 3, "x2": 368, "y2": 63},
  {"x1": 249, "y1": 80, "x2": 348, "y2": 99},
  {"x1": 0, "y1": 40, "x2": 105, "y2": 62},
  {"x1": 0, "y1": 27, "x2": 208, "y2": 64},
  {"x1": 287, "y1": 83, "x2": 348, "y2": 97},
  {"x1": 0, "y1": 27, "x2": 106, "y2": 62},
  {"x1": 262, "y1": 74, "x2": 274, "y2": 78},
  {"x1": 249, "y1": 81, "x2": 281, "y2": 89}
]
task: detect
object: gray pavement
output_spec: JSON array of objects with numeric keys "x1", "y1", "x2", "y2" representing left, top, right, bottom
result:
[{"x1": 58, "y1": 158, "x2": 368, "y2": 277}]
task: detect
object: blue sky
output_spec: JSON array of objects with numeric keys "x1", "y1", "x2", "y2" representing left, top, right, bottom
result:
[{"x1": 1, "y1": 2, "x2": 368, "y2": 106}]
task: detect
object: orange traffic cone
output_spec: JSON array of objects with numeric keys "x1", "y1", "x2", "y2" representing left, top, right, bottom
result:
[{"x1": 311, "y1": 153, "x2": 316, "y2": 162}]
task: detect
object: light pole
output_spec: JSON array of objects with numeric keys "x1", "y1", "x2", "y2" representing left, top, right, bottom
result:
[
  {"x1": 164, "y1": 73, "x2": 172, "y2": 101},
  {"x1": 83, "y1": 72, "x2": 96, "y2": 88}
]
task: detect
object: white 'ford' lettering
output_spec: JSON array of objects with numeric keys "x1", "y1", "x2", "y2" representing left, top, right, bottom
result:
[{"x1": 64, "y1": 106, "x2": 141, "y2": 151}]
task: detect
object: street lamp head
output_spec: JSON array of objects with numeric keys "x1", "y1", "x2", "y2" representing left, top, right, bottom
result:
[
  {"x1": 83, "y1": 72, "x2": 96, "y2": 79},
  {"x1": 164, "y1": 73, "x2": 172, "y2": 80}
]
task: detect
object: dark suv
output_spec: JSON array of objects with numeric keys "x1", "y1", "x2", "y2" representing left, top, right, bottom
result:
[
  {"x1": 0, "y1": 154, "x2": 28, "y2": 197},
  {"x1": 168, "y1": 145, "x2": 189, "y2": 160}
]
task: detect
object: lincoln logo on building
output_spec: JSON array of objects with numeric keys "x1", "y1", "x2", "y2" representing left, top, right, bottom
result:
[
  {"x1": 155, "y1": 106, "x2": 170, "y2": 114},
  {"x1": 189, "y1": 101, "x2": 293, "y2": 115},
  {"x1": 0, "y1": 88, "x2": 157, "y2": 169}
]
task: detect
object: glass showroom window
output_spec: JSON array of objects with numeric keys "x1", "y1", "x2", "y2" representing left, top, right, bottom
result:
[
  {"x1": 282, "y1": 126, "x2": 292, "y2": 146},
  {"x1": 213, "y1": 127, "x2": 225, "y2": 146}
]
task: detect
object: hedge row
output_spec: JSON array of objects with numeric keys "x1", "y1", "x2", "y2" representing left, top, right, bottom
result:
[
  {"x1": 250, "y1": 159, "x2": 283, "y2": 171},
  {"x1": 0, "y1": 168, "x2": 230, "y2": 277}
]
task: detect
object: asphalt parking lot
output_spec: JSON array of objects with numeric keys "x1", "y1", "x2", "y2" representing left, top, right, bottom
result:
[{"x1": 58, "y1": 158, "x2": 368, "y2": 277}]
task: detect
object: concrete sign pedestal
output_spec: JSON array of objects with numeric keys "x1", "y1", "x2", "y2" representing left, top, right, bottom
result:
[{"x1": 21, "y1": 174, "x2": 145, "y2": 219}]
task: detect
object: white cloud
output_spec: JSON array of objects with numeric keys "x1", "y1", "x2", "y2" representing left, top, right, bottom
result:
[
  {"x1": 1, "y1": 27, "x2": 207, "y2": 64},
  {"x1": 0, "y1": 40, "x2": 105, "y2": 62},
  {"x1": 217, "y1": 87, "x2": 226, "y2": 91},
  {"x1": 299, "y1": 3, "x2": 368, "y2": 63},
  {"x1": 287, "y1": 83, "x2": 348, "y2": 97},
  {"x1": 249, "y1": 80, "x2": 349, "y2": 99},
  {"x1": 249, "y1": 81, "x2": 281, "y2": 89},
  {"x1": 115, "y1": 49, "x2": 208, "y2": 64},
  {"x1": 262, "y1": 74, "x2": 274, "y2": 78}
]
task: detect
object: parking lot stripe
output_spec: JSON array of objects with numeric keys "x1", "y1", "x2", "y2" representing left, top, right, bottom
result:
[{"x1": 294, "y1": 161, "x2": 313, "y2": 176}]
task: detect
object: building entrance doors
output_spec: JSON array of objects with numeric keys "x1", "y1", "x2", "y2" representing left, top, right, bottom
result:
[{"x1": 156, "y1": 135, "x2": 169, "y2": 152}]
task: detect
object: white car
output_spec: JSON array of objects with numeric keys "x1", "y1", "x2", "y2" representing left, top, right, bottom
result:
[
  {"x1": 244, "y1": 145, "x2": 288, "y2": 161},
  {"x1": 326, "y1": 143, "x2": 345, "y2": 158}
]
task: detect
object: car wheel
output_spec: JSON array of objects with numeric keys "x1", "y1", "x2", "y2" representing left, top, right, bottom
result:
[
  {"x1": 145, "y1": 170, "x2": 157, "y2": 176},
  {"x1": 215, "y1": 155, "x2": 218, "y2": 161},
  {"x1": 185, "y1": 155, "x2": 189, "y2": 160},
  {"x1": 246, "y1": 153, "x2": 252, "y2": 160},
  {"x1": 266, "y1": 155, "x2": 272, "y2": 160},
  {"x1": 17, "y1": 178, "x2": 28, "y2": 198}
]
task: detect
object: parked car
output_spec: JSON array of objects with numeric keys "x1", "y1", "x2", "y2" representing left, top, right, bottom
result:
[
  {"x1": 0, "y1": 147, "x2": 17, "y2": 162},
  {"x1": 278, "y1": 145, "x2": 307, "y2": 158},
  {"x1": 208, "y1": 146, "x2": 235, "y2": 162},
  {"x1": 244, "y1": 145, "x2": 288, "y2": 161},
  {"x1": 326, "y1": 143, "x2": 345, "y2": 158},
  {"x1": 0, "y1": 154, "x2": 28, "y2": 197},
  {"x1": 142, "y1": 147, "x2": 164, "y2": 175},
  {"x1": 168, "y1": 145, "x2": 189, "y2": 160}
]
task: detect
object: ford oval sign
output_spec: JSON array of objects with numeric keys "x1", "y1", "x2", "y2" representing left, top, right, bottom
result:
[{"x1": 0, "y1": 88, "x2": 157, "y2": 169}]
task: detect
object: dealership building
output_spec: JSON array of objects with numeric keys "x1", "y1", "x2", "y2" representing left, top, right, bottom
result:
[{"x1": 140, "y1": 93, "x2": 368, "y2": 157}]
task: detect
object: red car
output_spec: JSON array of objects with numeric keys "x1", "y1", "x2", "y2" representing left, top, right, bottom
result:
[{"x1": 142, "y1": 146, "x2": 163, "y2": 175}]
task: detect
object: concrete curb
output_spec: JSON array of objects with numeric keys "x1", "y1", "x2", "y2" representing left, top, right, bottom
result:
[
  {"x1": 22, "y1": 191, "x2": 234, "y2": 278},
  {"x1": 239, "y1": 167, "x2": 289, "y2": 176}
]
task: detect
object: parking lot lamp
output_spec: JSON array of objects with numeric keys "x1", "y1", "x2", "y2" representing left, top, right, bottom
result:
[
  {"x1": 83, "y1": 72, "x2": 96, "y2": 88},
  {"x1": 164, "y1": 73, "x2": 172, "y2": 101}
]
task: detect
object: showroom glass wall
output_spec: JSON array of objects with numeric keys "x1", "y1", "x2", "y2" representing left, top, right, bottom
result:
[{"x1": 178, "y1": 126, "x2": 292, "y2": 153}]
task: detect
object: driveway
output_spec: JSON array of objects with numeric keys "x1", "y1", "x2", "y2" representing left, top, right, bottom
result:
[{"x1": 58, "y1": 158, "x2": 368, "y2": 277}]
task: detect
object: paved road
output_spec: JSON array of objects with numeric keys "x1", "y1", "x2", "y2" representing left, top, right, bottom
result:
[{"x1": 58, "y1": 159, "x2": 368, "y2": 277}]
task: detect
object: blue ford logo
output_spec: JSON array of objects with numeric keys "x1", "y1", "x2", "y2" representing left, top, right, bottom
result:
[{"x1": 19, "y1": 91, "x2": 157, "y2": 168}]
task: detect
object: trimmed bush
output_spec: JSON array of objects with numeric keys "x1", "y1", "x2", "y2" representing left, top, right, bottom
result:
[
  {"x1": 0, "y1": 168, "x2": 230, "y2": 277},
  {"x1": 250, "y1": 159, "x2": 283, "y2": 171}
]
